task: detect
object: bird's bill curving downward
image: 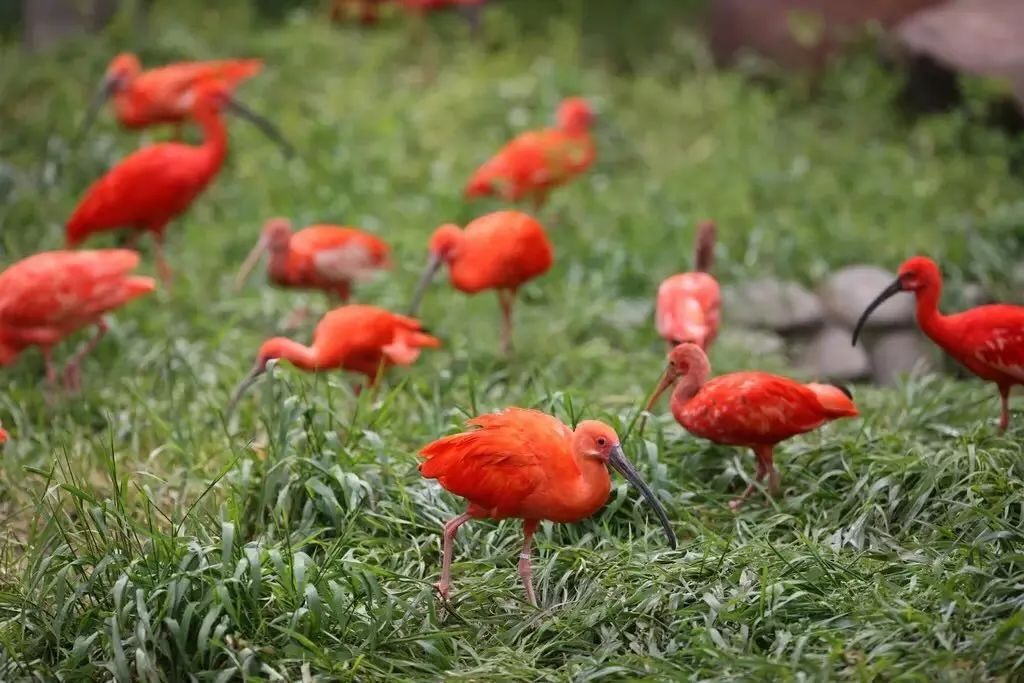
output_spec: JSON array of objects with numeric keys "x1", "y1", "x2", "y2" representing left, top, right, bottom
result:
[
  {"x1": 75, "y1": 76, "x2": 119, "y2": 142},
  {"x1": 634, "y1": 365, "x2": 679, "y2": 435},
  {"x1": 607, "y1": 444, "x2": 677, "y2": 549},
  {"x1": 226, "y1": 361, "x2": 267, "y2": 417},
  {"x1": 234, "y1": 235, "x2": 269, "y2": 290},
  {"x1": 851, "y1": 278, "x2": 904, "y2": 346},
  {"x1": 407, "y1": 252, "x2": 443, "y2": 317},
  {"x1": 224, "y1": 97, "x2": 295, "y2": 158}
]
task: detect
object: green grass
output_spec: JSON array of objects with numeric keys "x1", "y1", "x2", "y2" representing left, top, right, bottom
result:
[{"x1": 2, "y1": 1, "x2": 1024, "y2": 679}]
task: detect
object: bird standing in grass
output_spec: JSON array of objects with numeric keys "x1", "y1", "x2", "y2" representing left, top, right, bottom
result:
[
  {"x1": 67, "y1": 81, "x2": 256, "y2": 285},
  {"x1": 0, "y1": 250, "x2": 155, "y2": 389},
  {"x1": 228, "y1": 305, "x2": 439, "y2": 412},
  {"x1": 77, "y1": 52, "x2": 290, "y2": 152},
  {"x1": 419, "y1": 407, "x2": 676, "y2": 606},
  {"x1": 465, "y1": 98, "x2": 596, "y2": 210},
  {"x1": 853, "y1": 255, "x2": 1024, "y2": 432},
  {"x1": 655, "y1": 220, "x2": 720, "y2": 351},
  {"x1": 407, "y1": 210, "x2": 553, "y2": 354},
  {"x1": 643, "y1": 343, "x2": 858, "y2": 510},
  {"x1": 234, "y1": 218, "x2": 391, "y2": 303}
]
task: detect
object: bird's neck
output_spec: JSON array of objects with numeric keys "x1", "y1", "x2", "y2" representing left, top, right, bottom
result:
[
  {"x1": 671, "y1": 366, "x2": 709, "y2": 424},
  {"x1": 267, "y1": 247, "x2": 292, "y2": 284},
  {"x1": 259, "y1": 337, "x2": 319, "y2": 371},
  {"x1": 193, "y1": 108, "x2": 228, "y2": 172},
  {"x1": 913, "y1": 284, "x2": 952, "y2": 344}
]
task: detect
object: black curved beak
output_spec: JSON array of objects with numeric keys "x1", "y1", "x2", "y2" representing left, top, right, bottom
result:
[
  {"x1": 407, "y1": 252, "x2": 442, "y2": 317},
  {"x1": 75, "y1": 76, "x2": 117, "y2": 143},
  {"x1": 852, "y1": 278, "x2": 904, "y2": 346},
  {"x1": 226, "y1": 361, "x2": 267, "y2": 418},
  {"x1": 225, "y1": 97, "x2": 295, "y2": 159},
  {"x1": 608, "y1": 444, "x2": 677, "y2": 549}
]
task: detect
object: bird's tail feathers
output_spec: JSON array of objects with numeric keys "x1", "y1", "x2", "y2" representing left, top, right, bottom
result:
[
  {"x1": 694, "y1": 220, "x2": 716, "y2": 273},
  {"x1": 805, "y1": 383, "x2": 859, "y2": 418}
]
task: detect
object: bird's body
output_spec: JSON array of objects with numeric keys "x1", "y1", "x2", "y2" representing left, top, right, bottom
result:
[
  {"x1": 229, "y1": 305, "x2": 439, "y2": 410},
  {"x1": 408, "y1": 210, "x2": 553, "y2": 353},
  {"x1": 646, "y1": 343, "x2": 857, "y2": 510},
  {"x1": 0, "y1": 250, "x2": 155, "y2": 386},
  {"x1": 420, "y1": 407, "x2": 676, "y2": 605},
  {"x1": 466, "y1": 98, "x2": 595, "y2": 209},
  {"x1": 67, "y1": 81, "x2": 232, "y2": 284},
  {"x1": 853, "y1": 256, "x2": 1024, "y2": 431},
  {"x1": 655, "y1": 221, "x2": 720, "y2": 350},
  {"x1": 236, "y1": 219, "x2": 390, "y2": 303}
]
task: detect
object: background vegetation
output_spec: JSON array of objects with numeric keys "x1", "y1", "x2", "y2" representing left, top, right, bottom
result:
[{"x1": 0, "y1": 0, "x2": 1022, "y2": 678}]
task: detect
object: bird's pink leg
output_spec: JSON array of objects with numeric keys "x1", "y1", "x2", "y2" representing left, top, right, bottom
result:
[
  {"x1": 518, "y1": 519, "x2": 540, "y2": 607},
  {"x1": 729, "y1": 446, "x2": 773, "y2": 512},
  {"x1": 998, "y1": 384, "x2": 1011, "y2": 433},
  {"x1": 152, "y1": 233, "x2": 173, "y2": 287},
  {"x1": 498, "y1": 289, "x2": 515, "y2": 356},
  {"x1": 41, "y1": 347, "x2": 58, "y2": 387},
  {"x1": 435, "y1": 512, "x2": 472, "y2": 600},
  {"x1": 62, "y1": 319, "x2": 108, "y2": 391}
]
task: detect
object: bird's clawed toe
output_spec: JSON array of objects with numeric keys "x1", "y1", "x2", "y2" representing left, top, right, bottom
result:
[{"x1": 433, "y1": 581, "x2": 450, "y2": 601}]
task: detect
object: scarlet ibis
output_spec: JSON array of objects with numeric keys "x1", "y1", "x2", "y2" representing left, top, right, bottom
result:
[
  {"x1": 234, "y1": 218, "x2": 391, "y2": 305},
  {"x1": 77, "y1": 52, "x2": 292, "y2": 153},
  {"x1": 0, "y1": 250, "x2": 155, "y2": 388},
  {"x1": 228, "y1": 305, "x2": 440, "y2": 413},
  {"x1": 67, "y1": 80, "x2": 256, "y2": 285},
  {"x1": 853, "y1": 255, "x2": 1024, "y2": 432},
  {"x1": 0, "y1": 424, "x2": 7, "y2": 443},
  {"x1": 644, "y1": 343, "x2": 858, "y2": 510},
  {"x1": 655, "y1": 220, "x2": 720, "y2": 350},
  {"x1": 465, "y1": 98, "x2": 595, "y2": 210},
  {"x1": 419, "y1": 407, "x2": 676, "y2": 605},
  {"x1": 407, "y1": 210, "x2": 553, "y2": 354}
]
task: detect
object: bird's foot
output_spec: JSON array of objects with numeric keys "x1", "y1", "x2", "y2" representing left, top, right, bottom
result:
[{"x1": 433, "y1": 581, "x2": 450, "y2": 601}]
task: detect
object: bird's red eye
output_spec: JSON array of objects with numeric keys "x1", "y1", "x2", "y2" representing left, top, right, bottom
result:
[{"x1": 596, "y1": 437, "x2": 607, "y2": 447}]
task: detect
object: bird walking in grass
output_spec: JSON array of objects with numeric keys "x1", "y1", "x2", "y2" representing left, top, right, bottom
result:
[
  {"x1": 67, "y1": 81, "x2": 261, "y2": 285},
  {"x1": 465, "y1": 98, "x2": 595, "y2": 210},
  {"x1": 419, "y1": 407, "x2": 676, "y2": 605},
  {"x1": 77, "y1": 52, "x2": 291, "y2": 153},
  {"x1": 0, "y1": 250, "x2": 155, "y2": 389},
  {"x1": 655, "y1": 220, "x2": 720, "y2": 351},
  {"x1": 643, "y1": 343, "x2": 858, "y2": 510},
  {"x1": 407, "y1": 210, "x2": 553, "y2": 355},
  {"x1": 234, "y1": 218, "x2": 391, "y2": 307},
  {"x1": 228, "y1": 305, "x2": 439, "y2": 413},
  {"x1": 853, "y1": 255, "x2": 1024, "y2": 432}
]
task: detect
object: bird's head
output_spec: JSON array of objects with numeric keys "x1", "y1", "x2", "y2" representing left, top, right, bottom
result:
[
  {"x1": 234, "y1": 218, "x2": 292, "y2": 289},
  {"x1": 852, "y1": 256, "x2": 941, "y2": 346},
  {"x1": 573, "y1": 419, "x2": 677, "y2": 549},
  {"x1": 226, "y1": 341, "x2": 288, "y2": 417},
  {"x1": 644, "y1": 342, "x2": 710, "y2": 414},
  {"x1": 557, "y1": 97, "x2": 595, "y2": 134},
  {"x1": 407, "y1": 224, "x2": 461, "y2": 317},
  {"x1": 105, "y1": 52, "x2": 141, "y2": 89}
]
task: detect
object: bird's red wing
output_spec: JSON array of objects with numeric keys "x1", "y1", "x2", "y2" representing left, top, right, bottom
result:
[
  {"x1": 685, "y1": 373, "x2": 832, "y2": 444},
  {"x1": 0, "y1": 250, "x2": 141, "y2": 327},
  {"x1": 419, "y1": 408, "x2": 567, "y2": 517},
  {"x1": 138, "y1": 59, "x2": 262, "y2": 99},
  {"x1": 964, "y1": 306, "x2": 1024, "y2": 381}
]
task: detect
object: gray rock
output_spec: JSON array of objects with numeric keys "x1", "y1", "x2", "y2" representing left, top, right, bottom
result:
[
  {"x1": 797, "y1": 325, "x2": 871, "y2": 381},
  {"x1": 869, "y1": 330, "x2": 936, "y2": 385},
  {"x1": 960, "y1": 282, "x2": 991, "y2": 309},
  {"x1": 819, "y1": 265, "x2": 915, "y2": 329},
  {"x1": 724, "y1": 279, "x2": 824, "y2": 332}
]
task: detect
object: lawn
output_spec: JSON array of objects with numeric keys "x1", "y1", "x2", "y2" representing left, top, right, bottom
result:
[{"x1": 1, "y1": 1, "x2": 1024, "y2": 679}]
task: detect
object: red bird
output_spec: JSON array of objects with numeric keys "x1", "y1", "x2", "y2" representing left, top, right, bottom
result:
[
  {"x1": 67, "y1": 80, "x2": 240, "y2": 285},
  {"x1": 0, "y1": 250, "x2": 155, "y2": 388},
  {"x1": 655, "y1": 220, "x2": 720, "y2": 351},
  {"x1": 408, "y1": 210, "x2": 553, "y2": 354},
  {"x1": 0, "y1": 423, "x2": 7, "y2": 443},
  {"x1": 465, "y1": 98, "x2": 596, "y2": 209},
  {"x1": 853, "y1": 255, "x2": 1024, "y2": 432},
  {"x1": 644, "y1": 343, "x2": 858, "y2": 510},
  {"x1": 81, "y1": 52, "x2": 261, "y2": 133},
  {"x1": 228, "y1": 305, "x2": 440, "y2": 412},
  {"x1": 419, "y1": 407, "x2": 676, "y2": 605},
  {"x1": 234, "y1": 218, "x2": 391, "y2": 304}
]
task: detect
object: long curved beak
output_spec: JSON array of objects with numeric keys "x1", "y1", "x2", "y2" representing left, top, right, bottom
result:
[
  {"x1": 227, "y1": 361, "x2": 267, "y2": 417},
  {"x1": 851, "y1": 278, "x2": 904, "y2": 346},
  {"x1": 234, "y1": 236, "x2": 268, "y2": 290},
  {"x1": 225, "y1": 97, "x2": 295, "y2": 158},
  {"x1": 608, "y1": 444, "x2": 677, "y2": 549},
  {"x1": 407, "y1": 252, "x2": 442, "y2": 317},
  {"x1": 75, "y1": 76, "x2": 117, "y2": 143},
  {"x1": 636, "y1": 366, "x2": 676, "y2": 435}
]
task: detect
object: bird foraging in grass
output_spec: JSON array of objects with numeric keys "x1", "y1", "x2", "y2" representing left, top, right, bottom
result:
[
  {"x1": 419, "y1": 407, "x2": 676, "y2": 606},
  {"x1": 655, "y1": 220, "x2": 720, "y2": 351},
  {"x1": 465, "y1": 98, "x2": 596, "y2": 211},
  {"x1": 643, "y1": 343, "x2": 858, "y2": 510},
  {"x1": 228, "y1": 305, "x2": 439, "y2": 414},
  {"x1": 853, "y1": 255, "x2": 1024, "y2": 433},
  {"x1": 407, "y1": 210, "x2": 553, "y2": 355},
  {"x1": 0, "y1": 250, "x2": 155, "y2": 390}
]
